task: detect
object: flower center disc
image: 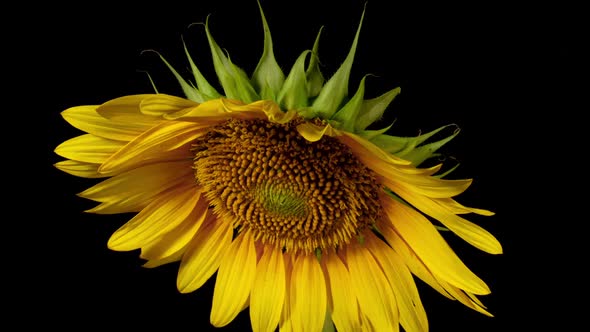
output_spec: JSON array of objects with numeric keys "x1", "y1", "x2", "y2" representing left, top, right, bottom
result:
[{"x1": 192, "y1": 118, "x2": 382, "y2": 253}]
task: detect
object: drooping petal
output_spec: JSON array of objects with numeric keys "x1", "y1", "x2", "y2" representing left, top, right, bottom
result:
[
  {"x1": 435, "y1": 197, "x2": 495, "y2": 216},
  {"x1": 289, "y1": 254, "x2": 327, "y2": 332},
  {"x1": 279, "y1": 253, "x2": 295, "y2": 332},
  {"x1": 61, "y1": 105, "x2": 162, "y2": 141},
  {"x1": 321, "y1": 251, "x2": 360, "y2": 332},
  {"x1": 97, "y1": 94, "x2": 162, "y2": 121},
  {"x1": 380, "y1": 194, "x2": 491, "y2": 295},
  {"x1": 139, "y1": 94, "x2": 199, "y2": 116},
  {"x1": 177, "y1": 216, "x2": 233, "y2": 293},
  {"x1": 343, "y1": 133, "x2": 473, "y2": 198},
  {"x1": 142, "y1": 249, "x2": 185, "y2": 268},
  {"x1": 389, "y1": 184, "x2": 502, "y2": 254},
  {"x1": 250, "y1": 245, "x2": 286, "y2": 332},
  {"x1": 377, "y1": 221, "x2": 453, "y2": 300},
  {"x1": 345, "y1": 243, "x2": 399, "y2": 332},
  {"x1": 165, "y1": 98, "x2": 296, "y2": 125},
  {"x1": 54, "y1": 134, "x2": 126, "y2": 164},
  {"x1": 107, "y1": 185, "x2": 201, "y2": 251},
  {"x1": 295, "y1": 122, "x2": 338, "y2": 142},
  {"x1": 140, "y1": 196, "x2": 210, "y2": 261},
  {"x1": 365, "y1": 232, "x2": 428, "y2": 332},
  {"x1": 338, "y1": 131, "x2": 411, "y2": 166},
  {"x1": 80, "y1": 160, "x2": 193, "y2": 214},
  {"x1": 99, "y1": 121, "x2": 204, "y2": 174},
  {"x1": 436, "y1": 279, "x2": 493, "y2": 316},
  {"x1": 211, "y1": 231, "x2": 257, "y2": 327},
  {"x1": 53, "y1": 160, "x2": 106, "y2": 178}
]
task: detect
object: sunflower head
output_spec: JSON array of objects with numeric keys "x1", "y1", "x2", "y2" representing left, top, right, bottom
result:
[
  {"x1": 155, "y1": 4, "x2": 458, "y2": 168},
  {"x1": 54, "y1": 3, "x2": 501, "y2": 332}
]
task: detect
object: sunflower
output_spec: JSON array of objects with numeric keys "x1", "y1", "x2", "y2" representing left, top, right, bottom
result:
[{"x1": 54, "y1": 4, "x2": 501, "y2": 332}]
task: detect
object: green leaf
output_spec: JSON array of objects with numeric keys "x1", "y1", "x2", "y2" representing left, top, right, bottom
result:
[
  {"x1": 278, "y1": 51, "x2": 311, "y2": 110},
  {"x1": 182, "y1": 36, "x2": 221, "y2": 100},
  {"x1": 399, "y1": 126, "x2": 460, "y2": 166},
  {"x1": 204, "y1": 16, "x2": 259, "y2": 103},
  {"x1": 251, "y1": 1, "x2": 285, "y2": 100},
  {"x1": 370, "y1": 124, "x2": 457, "y2": 155},
  {"x1": 355, "y1": 87, "x2": 401, "y2": 131},
  {"x1": 311, "y1": 7, "x2": 366, "y2": 119},
  {"x1": 306, "y1": 26, "x2": 325, "y2": 98},
  {"x1": 331, "y1": 75, "x2": 367, "y2": 132},
  {"x1": 358, "y1": 121, "x2": 394, "y2": 140},
  {"x1": 143, "y1": 50, "x2": 204, "y2": 102}
]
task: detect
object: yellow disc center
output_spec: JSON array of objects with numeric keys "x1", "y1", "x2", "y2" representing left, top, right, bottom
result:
[{"x1": 191, "y1": 118, "x2": 382, "y2": 253}]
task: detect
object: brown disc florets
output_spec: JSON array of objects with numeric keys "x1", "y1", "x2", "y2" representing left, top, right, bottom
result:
[{"x1": 191, "y1": 118, "x2": 382, "y2": 253}]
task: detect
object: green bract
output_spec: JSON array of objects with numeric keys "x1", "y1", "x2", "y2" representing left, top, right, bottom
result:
[{"x1": 154, "y1": 4, "x2": 458, "y2": 168}]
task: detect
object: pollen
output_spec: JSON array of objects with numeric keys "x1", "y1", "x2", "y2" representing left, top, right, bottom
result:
[{"x1": 191, "y1": 118, "x2": 382, "y2": 253}]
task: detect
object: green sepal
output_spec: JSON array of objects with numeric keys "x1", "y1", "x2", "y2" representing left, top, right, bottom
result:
[
  {"x1": 355, "y1": 87, "x2": 401, "y2": 131},
  {"x1": 370, "y1": 124, "x2": 457, "y2": 155},
  {"x1": 311, "y1": 8, "x2": 365, "y2": 119},
  {"x1": 321, "y1": 314, "x2": 335, "y2": 332},
  {"x1": 399, "y1": 126, "x2": 460, "y2": 166},
  {"x1": 182, "y1": 37, "x2": 221, "y2": 101},
  {"x1": 331, "y1": 75, "x2": 367, "y2": 132},
  {"x1": 139, "y1": 70, "x2": 159, "y2": 94},
  {"x1": 144, "y1": 50, "x2": 204, "y2": 102},
  {"x1": 315, "y1": 248, "x2": 322, "y2": 262},
  {"x1": 278, "y1": 51, "x2": 311, "y2": 111},
  {"x1": 306, "y1": 26, "x2": 325, "y2": 98},
  {"x1": 251, "y1": 1, "x2": 285, "y2": 100},
  {"x1": 204, "y1": 16, "x2": 259, "y2": 103},
  {"x1": 434, "y1": 160, "x2": 460, "y2": 178},
  {"x1": 358, "y1": 121, "x2": 395, "y2": 140}
]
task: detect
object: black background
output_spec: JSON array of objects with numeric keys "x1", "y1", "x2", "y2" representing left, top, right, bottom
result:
[{"x1": 19, "y1": 0, "x2": 578, "y2": 330}]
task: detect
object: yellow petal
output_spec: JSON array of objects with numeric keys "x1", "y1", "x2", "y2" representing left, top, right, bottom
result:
[
  {"x1": 339, "y1": 131, "x2": 411, "y2": 165},
  {"x1": 54, "y1": 160, "x2": 106, "y2": 178},
  {"x1": 211, "y1": 231, "x2": 257, "y2": 327},
  {"x1": 345, "y1": 243, "x2": 399, "y2": 331},
  {"x1": 142, "y1": 249, "x2": 185, "y2": 268},
  {"x1": 340, "y1": 132, "x2": 474, "y2": 198},
  {"x1": 140, "y1": 195, "x2": 210, "y2": 261},
  {"x1": 321, "y1": 251, "x2": 361, "y2": 332},
  {"x1": 279, "y1": 253, "x2": 295, "y2": 332},
  {"x1": 80, "y1": 160, "x2": 193, "y2": 214},
  {"x1": 97, "y1": 94, "x2": 159, "y2": 119},
  {"x1": 375, "y1": 164, "x2": 472, "y2": 198},
  {"x1": 61, "y1": 105, "x2": 161, "y2": 141},
  {"x1": 177, "y1": 216, "x2": 232, "y2": 293},
  {"x1": 436, "y1": 197, "x2": 495, "y2": 216},
  {"x1": 295, "y1": 122, "x2": 337, "y2": 142},
  {"x1": 250, "y1": 245, "x2": 286, "y2": 332},
  {"x1": 107, "y1": 185, "x2": 201, "y2": 251},
  {"x1": 437, "y1": 280, "x2": 493, "y2": 317},
  {"x1": 365, "y1": 232, "x2": 428, "y2": 332},
  {"x1": 289, "y1": 254, "x2": 327, "y2": 332},
  {"x1": 377, "y1": 221, "x2": 453, "y2": 300},
  {"x1": 381, "y1": 195, "x2": 491, "y2": 295},
  {"x1": 390, "y1": 184, "x2": 502, "y2": 254},
  {"x1": 55, "y1": 134, "x2": 125, "y2": 164},
  {"x1": 99, "y1": 121, "x2": 204, "y2": 173},
  {"x1": 139, "y1": 94, "x2": 199, "y2": 116}
]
